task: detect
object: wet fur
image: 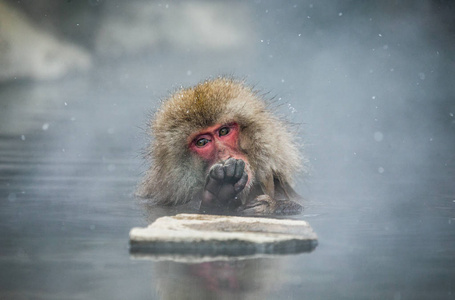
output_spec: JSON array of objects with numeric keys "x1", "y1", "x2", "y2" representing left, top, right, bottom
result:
[{"x1": 137, "y1": 77, "x2": 302, "y2": 207}]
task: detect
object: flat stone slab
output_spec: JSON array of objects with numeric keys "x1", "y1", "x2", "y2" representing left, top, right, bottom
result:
[{"x1": 129, "y1": 214, "x2": 318, "y2": 257}]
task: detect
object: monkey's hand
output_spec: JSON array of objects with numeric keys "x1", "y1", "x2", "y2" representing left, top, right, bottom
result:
[
  {"x1": 200, "y1": 158, "x2": 248, "y2": 214},
  {"x1": 238, "y1": 195, "x2": 303, "y2": 216}
]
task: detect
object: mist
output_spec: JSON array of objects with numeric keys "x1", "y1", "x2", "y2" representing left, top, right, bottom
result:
[{"x1": 1, "y1": 0, "x2": 454, "y2": 298}]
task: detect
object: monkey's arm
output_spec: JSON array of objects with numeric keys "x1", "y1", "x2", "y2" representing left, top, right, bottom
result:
[
  {"x1": 238, "y1": 179, "x2": 303, "y2": 216},
  {"x1": 238, "y1": 195, "x2": 303, "y2": 216}
]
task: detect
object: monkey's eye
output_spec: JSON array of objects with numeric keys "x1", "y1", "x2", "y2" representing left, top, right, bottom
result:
[
  {"x1": 219, "y1": 127, "x2": 230, "y2": 136},
  {"x1": 196, "y1": 138, "x2": 210, "y2": 147}
]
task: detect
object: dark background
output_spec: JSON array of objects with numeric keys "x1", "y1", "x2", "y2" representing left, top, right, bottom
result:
[{"x1": 1, "y1": 1, "x2": 454, "y2": 299}]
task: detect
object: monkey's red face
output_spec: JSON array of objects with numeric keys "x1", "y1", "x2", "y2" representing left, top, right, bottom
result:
[{"x1": 189, "y1": 123, "x2": 247, "y2": 166}]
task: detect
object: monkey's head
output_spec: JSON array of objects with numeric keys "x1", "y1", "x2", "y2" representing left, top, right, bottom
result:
[{"x1": 138, "y1": 77, "x2": 301, "y2": 206}]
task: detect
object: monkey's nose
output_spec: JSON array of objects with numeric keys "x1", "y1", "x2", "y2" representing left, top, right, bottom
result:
[
  {"x1": 219, "y1": 155, "x2": 231, "y2": 162},
  {"x1": 217, "y1": 148, "x2": 229, "y2": 158}
]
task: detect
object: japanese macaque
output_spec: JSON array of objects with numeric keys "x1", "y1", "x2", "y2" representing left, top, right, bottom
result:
[{"x1": 137, "y1": 77, "x2": 303, "y2": 215}]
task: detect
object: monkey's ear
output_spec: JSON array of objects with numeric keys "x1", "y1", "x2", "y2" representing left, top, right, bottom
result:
[{"x1": 260, "y1": 172, "x2": 275, "y2": 199}]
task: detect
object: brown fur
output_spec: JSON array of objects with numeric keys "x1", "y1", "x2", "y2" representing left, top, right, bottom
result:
[{"x1": 137, "y1": 77, "x2": 302, "y2": 206}]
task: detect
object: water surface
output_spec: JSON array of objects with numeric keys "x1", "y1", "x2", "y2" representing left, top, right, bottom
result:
[{"x1": 1, "y1": 1, "x2": 454, "y2": 299}]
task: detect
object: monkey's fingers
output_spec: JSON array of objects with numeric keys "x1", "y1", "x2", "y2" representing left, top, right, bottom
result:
[
  {"x1": 274, "y1": 200, "x2": 303, "y2": 215},
  {"x1": 238, "y1": 195, "x2": 274, "y2": 215},
  {"x1": 223, "y1": 158, "x2": 245, "y2": 182},
  {"x1": 233, "y1": 159, "x2": 245, "y2": 180},
  {"x1": 204, "y1": 164, "x2": 225, "y2": 194},
  {"x1": 233, "y1": 172, "x2": 248, "y2": 193},
  {"x1": 209, "y1": 163, "x2": 225, "y2": 181},
  {"x1": 223, "y1": 158, "x2": 237, "y2": 178},
  {"x1": 239, "y1": 196, "x2": 303, "y2": 216}
]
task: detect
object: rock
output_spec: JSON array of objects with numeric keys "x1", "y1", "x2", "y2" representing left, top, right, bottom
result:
[{"x1": 129, "y1": 214, "x2": 318, "y2": 258}]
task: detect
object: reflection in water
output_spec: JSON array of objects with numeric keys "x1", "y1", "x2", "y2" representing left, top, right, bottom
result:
[
  {"x1": 0, "y1": 1, "x2": 455, "y2": 299},
  {"x1": 135, "y1": 202, "x2": 317, "y2": 299},
  {"x1": 154, "y1": 258, "x2": 281, "y2": 299}
]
